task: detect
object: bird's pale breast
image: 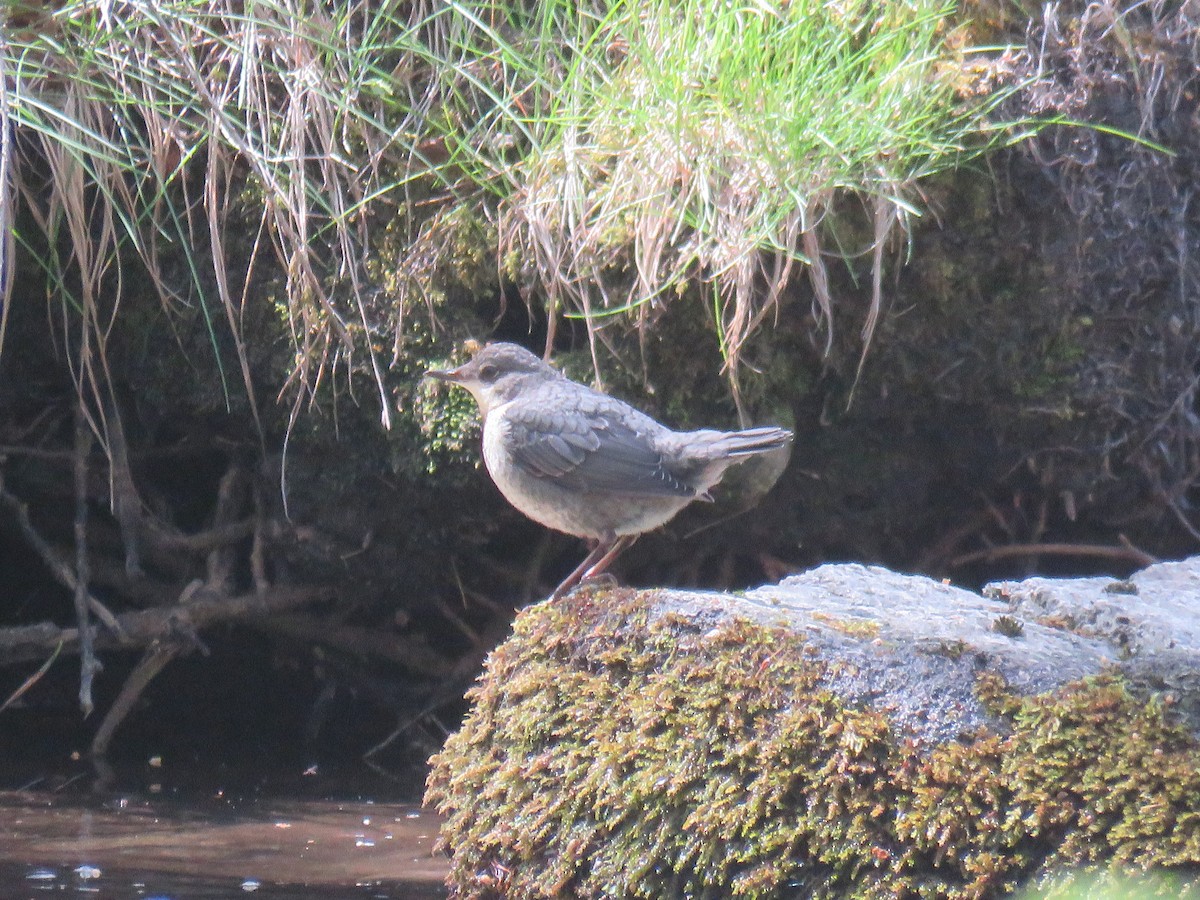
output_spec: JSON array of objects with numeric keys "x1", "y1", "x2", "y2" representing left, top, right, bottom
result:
[{"x1": 482, "y1": 399, "x2": 693, "y2": 539}]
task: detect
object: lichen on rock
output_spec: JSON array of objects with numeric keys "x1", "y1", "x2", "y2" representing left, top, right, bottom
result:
[{"x1": 426, "y1": 561, "x2": 1200, "y2": 898}]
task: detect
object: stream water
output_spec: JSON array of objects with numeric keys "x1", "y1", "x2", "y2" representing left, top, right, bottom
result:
[{"x1": 0, "y1": 790, "x2": 446, "y2": 899}]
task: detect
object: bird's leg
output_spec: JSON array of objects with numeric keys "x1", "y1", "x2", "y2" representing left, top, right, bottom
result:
[
  {"x1": 582, "y1": 534, "x2": 636, "y2": 582},
  {"x1": 551, "y1": 539, "x2": 610, "y2": 600}
]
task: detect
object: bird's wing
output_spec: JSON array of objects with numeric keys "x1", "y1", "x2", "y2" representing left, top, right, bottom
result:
[{"x1": 504, "y1": 402, "x2": 696, "y2": 497}]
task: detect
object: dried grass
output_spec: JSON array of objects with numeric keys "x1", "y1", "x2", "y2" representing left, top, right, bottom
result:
[
  {"x1": 501, "y1": 0, "x2": 1004, "y2": 416},
  {"x1": 0, "y1": 0, "x2": 1011, "y2": 435},
  {"x1": 0, "y1": 0, "x2": 483, "y2": 436}
]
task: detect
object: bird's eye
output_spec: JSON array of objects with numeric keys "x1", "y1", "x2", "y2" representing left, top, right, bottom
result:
[{"x1": 478, "y1": 363, "x2": 499, "y2": 383}]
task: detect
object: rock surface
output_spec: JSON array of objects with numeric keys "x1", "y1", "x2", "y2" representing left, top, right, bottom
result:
[
  {"x1": 988, "y1": 558, "x2": 1200, "y2": 731},
  {"x1": 426, "y1": 558, "x2": 1200, "y2": 899},
  {"x1": 650, "y1": 557, "x2": 1200, "y2": 742}
]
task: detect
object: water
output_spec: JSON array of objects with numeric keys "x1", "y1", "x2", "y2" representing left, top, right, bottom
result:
[{"x1": 0, "y1": 791, "x2": 446, "y2": 899}]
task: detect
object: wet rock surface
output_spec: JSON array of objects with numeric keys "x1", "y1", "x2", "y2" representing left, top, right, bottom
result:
[
  {"x1": 988, "y1": 557, "x2": 1200, "y2": 733},
  {"x1": 427, "y1": 559, "x2": 1200, "y2": 898},
  {"x1": 651, "y1": 557, "x2": 1200, "y2": 743}
]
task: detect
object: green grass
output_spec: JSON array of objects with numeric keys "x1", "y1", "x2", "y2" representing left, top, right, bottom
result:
[
  {"x1": 2, "y1": 0, "x2": 427, "y2": 429},
  {"x1": 1018, "y1": 871, "x2": 1200, "y2": 898},
  {"x1": 0, "y1": 0, "x2": 1009, "y2": 429},
  {"x1": 499, "y1": 0, "x2": 1007, "y2": 411}
]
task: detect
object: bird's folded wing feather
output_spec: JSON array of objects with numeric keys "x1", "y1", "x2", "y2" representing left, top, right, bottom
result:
[{"x1": 506, "y1": 405, "x2": 695, "y2": 497}]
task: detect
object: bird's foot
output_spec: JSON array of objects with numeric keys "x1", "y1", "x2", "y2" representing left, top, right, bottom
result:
[
  {"x1": 580, "y1": 572, "x2": 619, "y2": 591},
  {"x1": 549, "y1": 578, "x2": 578, "y2": 602},
  {"x1": 549, "y1": 534, "x2": 637, "y2": 601},
  {"x1": 549, "y1": 570, "x2": 621, "y2": 603}
]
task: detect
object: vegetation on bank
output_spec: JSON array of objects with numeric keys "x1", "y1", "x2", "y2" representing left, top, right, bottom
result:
[
  {"x1": 1, "y1": 0, "x2": 1198, "y2": 779},
  {"x1": 1, "y1": 0, "x2": 1000, "y2": 423},
  {"x1": 426, "y1": 588, "x2": 1200, "y2": 898},
  {"x1": 0, "y1": 0, "x2": 1011, "y2": 738}
]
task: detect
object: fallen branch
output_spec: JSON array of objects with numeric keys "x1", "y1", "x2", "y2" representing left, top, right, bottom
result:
[
  {"x1": 0, "y1": 476, "x2": 124, "y2": 635},
  {"x1": 949, "y1": 538, "x2": 1158, "y2": 569},
  {"x1": 73, "y1": 402, "x2": 99, "y2": 715},
  {"x1": 91, "y1": 643, "x2": 179, "y2": 757},
  {"x1": 0, "y1": 584, "x2": 333, "y2": 668}
]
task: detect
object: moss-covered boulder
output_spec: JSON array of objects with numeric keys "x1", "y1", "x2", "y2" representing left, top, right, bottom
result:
[{"x1": 425, "y1": 560, "x2": 1200, "y2": 898}]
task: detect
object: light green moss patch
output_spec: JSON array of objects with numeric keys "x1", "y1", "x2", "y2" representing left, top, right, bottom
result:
[
  {"x1": 426, "y1": 590, "x2": 1200, "y2": 898},
  {"x1": 811, "y1": 611, "x2": 883, "y2": 640}
]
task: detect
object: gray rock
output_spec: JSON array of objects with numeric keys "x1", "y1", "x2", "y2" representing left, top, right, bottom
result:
[
  {"x1": 648, "y1": 557, "x2": 1200, "y2": 743},
  {"x1": 987, "y1": 556, "x2": 1200, "y2": 733}
]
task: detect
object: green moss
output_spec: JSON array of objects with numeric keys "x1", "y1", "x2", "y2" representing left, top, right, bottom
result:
[
  {"x1": 992, "y1": 615, "x2": 1025, "y2": 638},
  {"x1": 426, "y1": 591, "x2": 1200, "y2": 898},
  {"x1": 368, "y1": 202, "x2": 498, "y2": 315},
  {"x1": 812, "y1": 611, "x2": 882, "y2": 640},
  {"x1": 360, "y1": 201, "x2": 503, "y2": 480},
  {"x1": 1103, "y1": 581, "x2": 1139, "y2": 596},
  {"x1": 932, "y1": 638, "x2": 971, "y2": 660}
]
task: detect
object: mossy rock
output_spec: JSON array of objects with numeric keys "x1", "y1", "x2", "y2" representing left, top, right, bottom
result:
[{"x1": 426, "y1": 561, "x2": 1200, "y2": 898}]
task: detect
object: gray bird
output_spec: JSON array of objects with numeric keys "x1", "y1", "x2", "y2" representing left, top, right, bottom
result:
[{"x1": 427, "y1": 342, "x2": 792, "y2": 598}]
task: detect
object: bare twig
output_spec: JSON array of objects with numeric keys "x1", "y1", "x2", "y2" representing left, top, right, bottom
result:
[
  {"x1": 90, "y1": 642, "x2": 178, "y2": 757},
  {"x1": 435, "y1": 598, "x2": 482, "y2": 646},
  {"x1": 363, "y1": 614, "x2": 511, "y2": 761},
  {"x1": 0, "y1": 476, "x2": 124, "y2": 636},
  {"x1": 0, "y1": 641, "x2": 63, "y2": 714},
  {"x1": 950, "y1": 540, "x2": 1158, "y2": 569},
  {"x1": 73, "y1": 402, "x2": 99, "y2": 715},
  {"x1": 1166, "y1": 497, "x2": 1200, "y2": 545},
  {"x1": 363, "y1": 692, "x2": 456, "y2": 762}
]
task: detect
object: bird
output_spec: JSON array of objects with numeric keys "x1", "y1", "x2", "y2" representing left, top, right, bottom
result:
[{"x1": 427, "y1": 341, "x2": 792, "y2": 598}]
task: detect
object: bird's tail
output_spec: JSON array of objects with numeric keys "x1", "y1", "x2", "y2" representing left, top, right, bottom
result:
[{"x1": 706, "y1": 426, "x2": 793, "y2": 458}]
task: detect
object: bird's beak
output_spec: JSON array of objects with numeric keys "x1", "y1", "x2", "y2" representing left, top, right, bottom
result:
[{"x1": 425, "y1": 364, "x2": 466, "y2": 383}]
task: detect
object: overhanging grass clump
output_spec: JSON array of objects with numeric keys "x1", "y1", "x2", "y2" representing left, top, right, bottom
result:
[
  {"x1": 1, "y1": 0, "x2": 1010, "y2": 433},
  {"x1": 426, "y1": 589, "x2": 1200, "y2": 898},
  {"x1": 1, "y1": 0, "x2": 437, "y2": 428},
  {"x1": 502, "y1": 0, "x2": 1004, "y2": 409}
]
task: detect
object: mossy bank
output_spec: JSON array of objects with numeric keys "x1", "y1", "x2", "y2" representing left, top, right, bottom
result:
[{"x1": 426, "y1": 561, "x2": 1200, "y2": 898}]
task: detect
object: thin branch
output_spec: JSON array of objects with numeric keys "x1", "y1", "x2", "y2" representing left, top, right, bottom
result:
[
  {"x1": 363, "y1": 614, "x2": 511, "y2": 762},
  {"x1": 0, "y1": 476, "x2": 124, "y2": 635},
  {"x1": 73, "y1": 401, "x2": 99, "y2": 715},
  {"x1": 1166, "y1": 497, "x2": 1200, "y2": 545},
  {"x1": 950, "y1": 540, "x2": 1158, "y2": 569},
  {"x1": 0, "y1": 584, "x2": 333, "y2": 668},
  {"x1": 0, "y1": 641, "x2": 63, "y2": 714},
  {"x1": 90, "y1": 642, "x2": 178, "y2": 757}
]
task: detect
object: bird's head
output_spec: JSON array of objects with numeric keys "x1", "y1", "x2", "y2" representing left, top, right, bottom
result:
[{"x1": 426, "y1": 341, "x2": 560, "y2": 416}]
